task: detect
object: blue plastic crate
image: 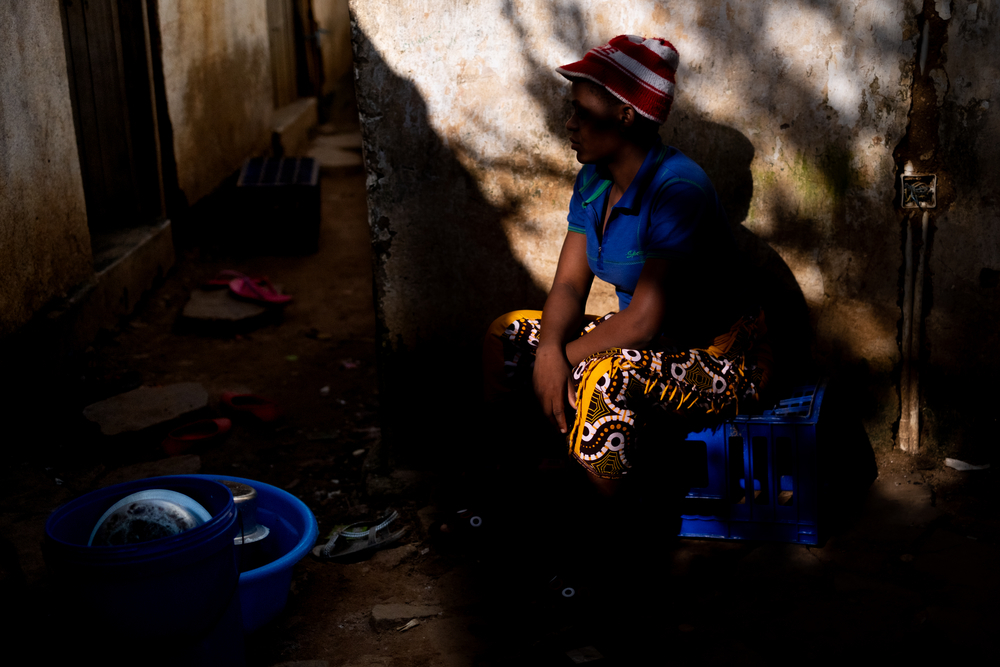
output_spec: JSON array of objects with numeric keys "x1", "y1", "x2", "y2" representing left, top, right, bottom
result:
[{"x1": 678, "y1": 382, "x2": 826, "y2": 545}]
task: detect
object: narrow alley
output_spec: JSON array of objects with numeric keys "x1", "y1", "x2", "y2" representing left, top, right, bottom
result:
[
  {"x1": 2, "y1": 123, "x2": 998, "y2": 666},
  {"x1": 3, "y1": 2, "x2": 1000, "y2": 666}
]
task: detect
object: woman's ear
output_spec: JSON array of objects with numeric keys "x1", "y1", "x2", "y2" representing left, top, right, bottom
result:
[{"x1": 620, "y1": 105, "x2": 637, "y2": 129}]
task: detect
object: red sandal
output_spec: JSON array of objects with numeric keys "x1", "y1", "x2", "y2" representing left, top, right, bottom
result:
[
  {"x1": 162, "y1": 418, "x2": 232, "y2": 456},
  {"x1": 220, "y1": 392, "x2": 283, "y2": 423}
]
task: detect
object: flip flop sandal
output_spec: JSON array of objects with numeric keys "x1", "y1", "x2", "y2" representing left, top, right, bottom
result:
[
  {"x1": 228, "y1": 274, "x2": 292, "y2": 305},
  {"x1": 202, "y1": 270, "x2": 268, "y2": 289},
  {"x1": 162, "y1": 418, "x2": 232, "y2": 456},
  {"x1": 312, "y1": 510, "x2": 407, "y2": 562},
  {"x1": 220, "y1": 392, "x2": 282, "y2": 423}
]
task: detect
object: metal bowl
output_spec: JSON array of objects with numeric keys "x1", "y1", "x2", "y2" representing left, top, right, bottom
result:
[{"x1": 222, "y1": 480, "x2": 270, "y2": 545}]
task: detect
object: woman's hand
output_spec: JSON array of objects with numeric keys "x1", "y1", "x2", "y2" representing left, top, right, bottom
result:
[
  {"x1": 534, "y1": 232, "x2": 593, "y2": 433},
  {"x1": 533, "y1": 344, "x2": 574, "y2": 433}
]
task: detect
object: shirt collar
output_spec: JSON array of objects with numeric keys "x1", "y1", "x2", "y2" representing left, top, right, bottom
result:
[
  {"x1": 613, "y1": 139, "x2": 668, "y2": 213},
  {"x1": 579, "y1": 140, "x2": 668, "y2": 211}
]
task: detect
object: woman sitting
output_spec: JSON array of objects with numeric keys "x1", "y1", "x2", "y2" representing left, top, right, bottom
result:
[{"x1": 485, "y1": 35, "x2": 770, "y2": 496}]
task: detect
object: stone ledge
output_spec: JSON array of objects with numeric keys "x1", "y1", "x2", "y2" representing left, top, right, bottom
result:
[
  {"x1": 273, "y1": 97, "x2": 318, "y2": 157},
  {"x1": 0, "y1": 219, "x2": 174, "y2": 369},
  {"x1": 83, "y1": 382, "x2": 209, "y2": 436}
]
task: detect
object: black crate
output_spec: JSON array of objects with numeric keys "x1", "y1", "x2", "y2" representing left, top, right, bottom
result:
[{"x1": 235, "y1": 157, "x2": 320, "y2": 254}]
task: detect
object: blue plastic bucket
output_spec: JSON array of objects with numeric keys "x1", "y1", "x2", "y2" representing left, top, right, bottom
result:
[
  {"x1": 190, "y1": 474, "x2": 319, "y2": 631},
  {"x1": 44, "y1": 476, "x2": 244, "y2": 666}
]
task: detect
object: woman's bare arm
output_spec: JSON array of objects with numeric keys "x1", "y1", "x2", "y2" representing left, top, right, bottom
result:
[
  {"x1": 534, "y1": 232, "x2": 593, "y2": 433},
  {"x1": 564, "y1": 256, "x2": 673, "y2": 365}
]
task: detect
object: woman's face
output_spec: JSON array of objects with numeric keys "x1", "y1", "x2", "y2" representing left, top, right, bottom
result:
[{"x1": 565, "y1": 80, "x2": 626, "y2": 164}]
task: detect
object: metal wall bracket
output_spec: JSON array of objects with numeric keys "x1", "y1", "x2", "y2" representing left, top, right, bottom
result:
[{"x1": 901, "y1": 173, "x2": 937, "y2": 209}]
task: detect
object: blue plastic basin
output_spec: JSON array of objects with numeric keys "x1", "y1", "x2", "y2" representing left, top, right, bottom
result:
[
  {"x1": 44, "y1": 476, "x2": 244, "y2": 665},
  {"x1": 190, "y1": 474, "x2": 318, "y2": 632}
]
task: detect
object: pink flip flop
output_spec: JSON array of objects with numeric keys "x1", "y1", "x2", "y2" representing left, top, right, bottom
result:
[
  {"x1": 228, "y1": 274, "x2": 292, "y2": 305},
  {"x1": 202, "y1": 270, "x2": 268, "y2": 289}
]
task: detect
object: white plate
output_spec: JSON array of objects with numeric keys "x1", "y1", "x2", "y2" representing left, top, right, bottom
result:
[{"x1": 88, "y1": 489, "x2": 212, "y2": 546}]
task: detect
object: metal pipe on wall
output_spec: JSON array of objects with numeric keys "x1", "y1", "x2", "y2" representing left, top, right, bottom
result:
[
  {"x1": 906, "y1": 211, "x2": 930, "y2": 452},
  {"x1": 899, "y1": 209, "x2": 930, "y2": 454},
  {"x1": 899, "y1": 212, "x2": 916, "y2": 452}
]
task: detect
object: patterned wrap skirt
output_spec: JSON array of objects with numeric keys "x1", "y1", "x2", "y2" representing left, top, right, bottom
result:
[{"x1": 484, "y1": 310, "x2": 772, "y2": 479}]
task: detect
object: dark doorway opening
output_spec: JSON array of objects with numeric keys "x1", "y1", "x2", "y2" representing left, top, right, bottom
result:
[{"x1": 60, "y1": 0, "x2": 165, "y2": 261}]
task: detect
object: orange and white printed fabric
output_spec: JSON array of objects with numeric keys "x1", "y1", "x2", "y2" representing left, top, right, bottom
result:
[{"x1": 484, "y1": 310, "x2": 771, "y2": 479}]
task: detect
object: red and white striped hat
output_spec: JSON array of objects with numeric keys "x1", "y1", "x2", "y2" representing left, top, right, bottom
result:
[{"x1": 556, "y1": 35, "x2": 679, "y2": 124}]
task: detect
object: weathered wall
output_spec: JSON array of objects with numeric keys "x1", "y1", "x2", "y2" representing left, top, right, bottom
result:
[
  {"x1": 314, "y1": 0, "x2": 354, "y2": 97},
  {"x1": 920, "y1": 1, "x2": 1000, "y2": 461},
  {"x1": 0, "y1": 2, "x2": 93, "y2": 337},
  {"x1": 157, "y1": 0, "x2": 273, "y2": 205},
  {"x1": 352, "y1": 0, "x2": 1000, "y2": 457}
]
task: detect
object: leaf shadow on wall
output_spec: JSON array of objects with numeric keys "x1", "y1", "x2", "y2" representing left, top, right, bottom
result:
[
  {"x1": 353, "y1": 36, "x2": 550, "y2": 464},
  {"x1": 672, "y1": 116, "x2": 875, "y2": 515},
  {"x1": 503, "y1": 0, "x2": 814, "y2": 390},
  {"x1": 669, "y1": 115, "x2": 816, "y2": 389}
]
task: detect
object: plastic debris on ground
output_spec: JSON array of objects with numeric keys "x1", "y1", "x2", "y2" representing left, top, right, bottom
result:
[
  {"x1": 396, "y1": 619, "x2": 420, "y2": 632},
  {"x1": 945, "y1": 458, "x2": 991, "y2": 471}
]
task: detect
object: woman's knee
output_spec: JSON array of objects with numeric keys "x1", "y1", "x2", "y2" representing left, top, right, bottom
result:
[
  {"x1": 483, "y1": 310, "x2": 544, "y2": 401},
  {"x1": 486, "y1": 310, "x2": 543, "y2": 339}
]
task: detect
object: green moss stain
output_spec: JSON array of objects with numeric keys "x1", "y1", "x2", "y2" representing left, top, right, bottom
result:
[
  {"x1": 746, "y1": 144, "x2": 857, "y2": 234},
  {"x1": 793, "y1": 146, "x2": 854, "y2": 216}
]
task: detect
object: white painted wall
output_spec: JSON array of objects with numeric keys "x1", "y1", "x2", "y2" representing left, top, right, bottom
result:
[
  {"x1": 314, "y1": 0, "x2": 354, "y2": 97},
  {"x1": 0, "y1": 1, "x2": 93, "y2": 336},
  {"x1": 158, "y1": 0, "x2": 273, "y2": 204},
  {"x1": 349, "y1": 0, "x2": 1000, "y2": 462},
  {"x1": 351, "y1": 0, "x2": 933, "y2": 448}
]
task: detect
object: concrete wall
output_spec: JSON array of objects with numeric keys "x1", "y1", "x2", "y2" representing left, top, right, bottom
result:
[
  {"x1": 352, "y1": 0, "x2": 1000, "y2": 459},
  {"x1": 314, "y1": 0, "x2": 354, "y2": 97},
  {"x1": 0, "y1": 2, "x2": 94, "y2": 337},
  {"x1": 157, "y1": 0, "x2": 273, "y2": 205},
  {"x1": 1, "y1": 0, "x2": 278, "y2": 345},
  {"x1": 923, "y1": 1, "x2": 1000, "y2": 462}
]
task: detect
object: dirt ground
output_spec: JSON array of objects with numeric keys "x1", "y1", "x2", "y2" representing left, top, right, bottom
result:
[{"x1": 2, "y1": 123, "x2": 999, "y2": 666}]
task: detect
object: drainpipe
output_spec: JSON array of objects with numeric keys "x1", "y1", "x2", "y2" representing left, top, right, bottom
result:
[
  {"x1": 899, "y1": 210, "x2": 915, "y2": 452},
  {"x1": 908, "y1": 209, "x2": 930, "y2": 451},
  {"x1": 900, "y1": 201, "x2": 931, "y2": 454},
  {"x1": 893, "y1": 2, "x2": 948, "y2": 454}
]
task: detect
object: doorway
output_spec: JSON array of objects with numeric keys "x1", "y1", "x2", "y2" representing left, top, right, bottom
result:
[{"x1": 59, "y1": 0, "x2": 165, "y2": 245}]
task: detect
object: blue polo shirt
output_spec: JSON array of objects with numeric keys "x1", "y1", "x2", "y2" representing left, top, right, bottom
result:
[{"x1": 567, "y1": 140, "x2": 735, "y2": 312}]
